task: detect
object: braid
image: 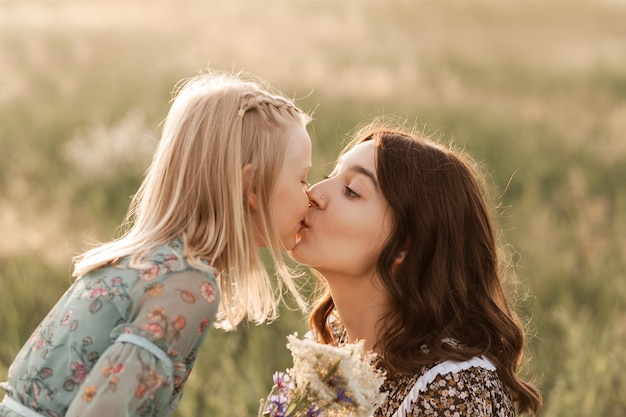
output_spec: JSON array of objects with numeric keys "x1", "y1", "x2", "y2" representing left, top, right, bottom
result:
[{"x1": 237, "y1": 91, "x2": 300, "y2": 120}]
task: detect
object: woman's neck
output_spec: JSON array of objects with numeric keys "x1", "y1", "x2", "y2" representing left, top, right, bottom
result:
[{"x1": 321, "y1": 271, "x2": 387, "y2": 353}]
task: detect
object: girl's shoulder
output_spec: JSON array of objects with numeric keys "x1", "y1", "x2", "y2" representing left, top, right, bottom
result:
[
  {"x1": 106, "y1": 238, "x2": 215, "y2": 282},
  {"x1": 82, "y1": 239, "x2": 218, "y2": 307}
]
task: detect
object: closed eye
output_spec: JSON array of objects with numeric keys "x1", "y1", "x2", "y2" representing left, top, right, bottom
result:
[{"x1": 343, "y1": 186, "x2": 360, "y2": 198}]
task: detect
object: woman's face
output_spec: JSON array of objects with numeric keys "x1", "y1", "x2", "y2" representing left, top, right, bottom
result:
[
  {"x1": 269, "y1": 121, "x2": 312, "y2": 250},
  {"x1": 292, "y1": 140, "x2": 393, "y2": 277}
]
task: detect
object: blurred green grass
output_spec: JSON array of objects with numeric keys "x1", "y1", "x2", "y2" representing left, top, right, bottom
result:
[{"x1": 1, "y1": 2, "x2": 625, "y2": 416}]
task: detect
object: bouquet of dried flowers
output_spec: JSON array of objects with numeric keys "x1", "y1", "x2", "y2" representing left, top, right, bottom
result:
[{"x1": 258, "y1": 333, "x2": 387, "y2": 417}]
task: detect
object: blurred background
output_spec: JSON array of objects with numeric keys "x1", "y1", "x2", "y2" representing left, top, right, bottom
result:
[{"x1": 1, "y1": 1, "x2": 625, "y2": 416}]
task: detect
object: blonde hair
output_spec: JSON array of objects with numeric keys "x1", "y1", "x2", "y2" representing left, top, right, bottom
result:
[{"x1": 73, "y1": 70, "x2": 311, "y2": 330}]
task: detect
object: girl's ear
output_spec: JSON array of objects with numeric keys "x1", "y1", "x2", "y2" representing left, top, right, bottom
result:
[{"x1": 242, "y1": 163, "x2": 258, "y2": 211}]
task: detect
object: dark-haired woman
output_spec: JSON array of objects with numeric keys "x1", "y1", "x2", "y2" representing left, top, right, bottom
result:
[{"x1": 292, "y1": 122, "x2": 542, "y2": 416}]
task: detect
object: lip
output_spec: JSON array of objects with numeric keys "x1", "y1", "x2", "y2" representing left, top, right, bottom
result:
[{"x1": 295, "y1": 221, "x2": 308, "y2": 245}]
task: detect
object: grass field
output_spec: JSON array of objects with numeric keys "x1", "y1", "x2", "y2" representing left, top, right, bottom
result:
[{"x1": 1, "y1": 2, "x2": 625, "y2": 416}]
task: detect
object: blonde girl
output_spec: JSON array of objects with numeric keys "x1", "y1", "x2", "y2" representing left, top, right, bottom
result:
[{"x1": 0, "y1": 71, "x2": 312, "y2": 417}]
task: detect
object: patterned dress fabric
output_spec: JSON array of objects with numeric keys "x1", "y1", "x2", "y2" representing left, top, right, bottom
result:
[
  {"x1": 375, "y1": 364, "x2": 515, "y2": 417},
  {"x1": 326, "y1": 319, "x2": 515, "y2": 417},
  {"x1": 0, "y1": 239, "x2": 220, "y2": 417}
]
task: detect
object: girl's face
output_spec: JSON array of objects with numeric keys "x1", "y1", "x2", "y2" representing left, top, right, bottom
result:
[
  {"x1": 269, "y1": 121, "x2": 312, "y2": 250},
  {"x1": 292, "y1": 140, "x2": 393, "y2": 277}
]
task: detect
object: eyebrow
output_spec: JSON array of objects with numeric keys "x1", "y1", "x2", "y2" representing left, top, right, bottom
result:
[{"x1": 349, "y1": 165, "x2": 379, "y2": 190}]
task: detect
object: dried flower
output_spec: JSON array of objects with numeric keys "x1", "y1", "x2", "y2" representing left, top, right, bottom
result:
[{"x1": 259, "y1": 334, "x2": 387, "y2": 417}]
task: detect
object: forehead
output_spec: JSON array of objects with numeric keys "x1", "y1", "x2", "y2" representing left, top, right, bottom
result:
[
  {"x1": 284, "y1": 122, "x2": 312, "y2": 163},
  {"x1": 340, "y1": 140, "x2": 377, "y2": 168}
]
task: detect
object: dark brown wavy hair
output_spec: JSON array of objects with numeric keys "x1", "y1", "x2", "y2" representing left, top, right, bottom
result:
[{"x1": 309, "y1": 123, "x2": 542, "y2": 415}]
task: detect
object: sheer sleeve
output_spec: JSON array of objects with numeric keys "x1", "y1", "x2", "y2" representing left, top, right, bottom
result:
[{"x1": 65, "y1": 270, "x2": 219, "y2": 417}]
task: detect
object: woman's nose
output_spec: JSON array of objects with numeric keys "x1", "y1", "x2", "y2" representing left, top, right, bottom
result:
[{"x1": 306, "y1": 183, "x2": 326, "y2": 208}]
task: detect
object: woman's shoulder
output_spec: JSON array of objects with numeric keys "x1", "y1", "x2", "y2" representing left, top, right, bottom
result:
[
  {"x1": 421, "y1": 365, "x2": 514, "y2": 415},
  {"x1": 379, "y1": 359, "x2": 514, "y2": 417}
]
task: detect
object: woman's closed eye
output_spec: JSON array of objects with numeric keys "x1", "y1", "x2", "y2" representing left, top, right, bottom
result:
[{"x1": 343, "y1": 185, "x2": 360, "y2": 198}]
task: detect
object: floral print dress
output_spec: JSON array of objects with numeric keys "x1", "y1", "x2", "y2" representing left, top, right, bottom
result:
[
  {"x1": 325, "y1": 319, "x2": 515, "y2": 417},
  {"x1": 0, "y1": 239, "x2": 220, "y2": 417},
  {"x1": 375, "y1": 364, "x2": 515, "y2": 417}
]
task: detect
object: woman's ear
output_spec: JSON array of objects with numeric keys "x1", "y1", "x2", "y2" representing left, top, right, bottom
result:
[
  {"x1": 242, "y1": 163, "x2": 258, "y2": 211},
  {"x1": 394, "y1": 250, "x2": 407, "y2": 265}
]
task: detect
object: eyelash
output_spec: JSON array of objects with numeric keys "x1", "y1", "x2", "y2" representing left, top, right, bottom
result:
[
  {"x1": 323, "y1": 175, "x2": 360, "y2": 199},
  {"x1": 343, "y1": 186, "x2": 360, "y2": 198}
]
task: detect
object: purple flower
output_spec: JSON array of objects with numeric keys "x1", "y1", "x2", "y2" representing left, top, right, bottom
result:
[
  {"x1": 334, "y1": 385, "x2": 353, "y2": 404},
  {"x1": 267, "y1": 393, "x2": 289, "y2": 417},
  {"x1": 306, "y1": 403, "x2": 322, "y2": 417},
  {"x1": 328, "y1": 375, "x2": 353, "y2": 404},
  {"x1": 258, "y1": 334, "x2": 388, "y2": 417},
  {"x1": 272, "y1": 372, "x2": 292, "y2": 393}
]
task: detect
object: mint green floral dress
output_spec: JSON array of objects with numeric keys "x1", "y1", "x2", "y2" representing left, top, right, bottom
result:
[{"x1": 0, "y1": 239, "x2": 220, "y2": 417}]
